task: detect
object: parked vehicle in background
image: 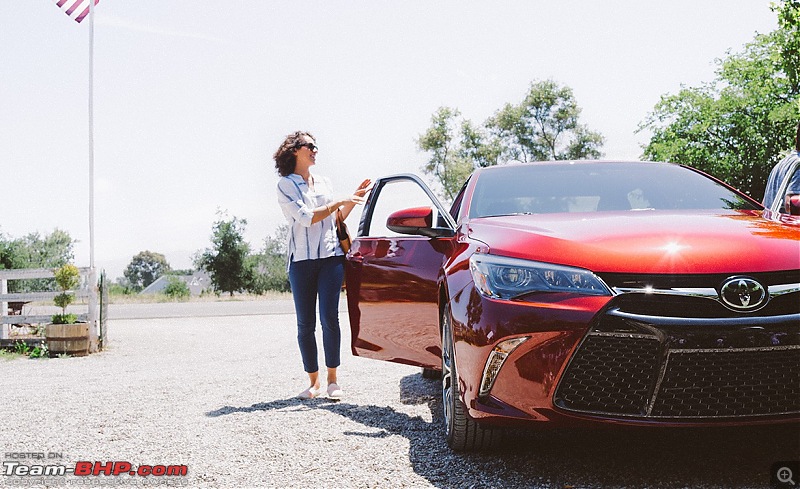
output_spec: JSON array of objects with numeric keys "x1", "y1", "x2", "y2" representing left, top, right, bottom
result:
[{"x1": 345, "y1": 161, "x2": 800, "y2": 451}]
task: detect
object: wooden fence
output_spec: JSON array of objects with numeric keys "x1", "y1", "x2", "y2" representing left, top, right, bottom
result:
[{"x1": 0, "y1": 267, "x2": 106, "y2": 352}]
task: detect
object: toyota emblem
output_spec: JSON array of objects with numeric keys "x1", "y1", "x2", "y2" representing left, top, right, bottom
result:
[{"x1": 719, "y1": 276, "x2": 767, "y2": 312}]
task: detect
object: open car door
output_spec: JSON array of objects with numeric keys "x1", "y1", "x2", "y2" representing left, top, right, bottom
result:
[{"x1": 345, "y1": 174, "x2": 457, "y2": 369}]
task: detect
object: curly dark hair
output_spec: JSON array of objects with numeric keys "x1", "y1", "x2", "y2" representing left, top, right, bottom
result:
[{"x1": 274, "y1": 131, "x2": 315, "y2": 177}]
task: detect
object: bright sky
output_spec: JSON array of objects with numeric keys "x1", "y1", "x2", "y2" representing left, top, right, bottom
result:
[{"x1": 1, "y1": 1, "x2": 778, "y2": 280}]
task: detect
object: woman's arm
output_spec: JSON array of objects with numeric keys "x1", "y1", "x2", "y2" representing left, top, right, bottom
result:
[{"x1": 310, "y1": 202, "x2": 343, "y2": 224}]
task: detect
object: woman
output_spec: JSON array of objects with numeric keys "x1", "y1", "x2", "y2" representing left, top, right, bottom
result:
[{"x1": 274, "y1": 131, "x2": 371, "y2": 399}]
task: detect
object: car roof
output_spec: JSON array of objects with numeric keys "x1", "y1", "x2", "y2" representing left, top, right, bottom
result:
[{"x1": 474, "y1": 160, "x2": 675, "y2": 173}]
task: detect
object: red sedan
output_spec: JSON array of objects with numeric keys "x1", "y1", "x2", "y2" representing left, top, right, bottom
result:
[{"x1": 344, "y1": 161, "x2": 800, "y2": 451}]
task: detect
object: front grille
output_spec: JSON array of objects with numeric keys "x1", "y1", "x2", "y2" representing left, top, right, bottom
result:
[
  {"x1": 651, "y1": 347, "x2": 800, "y2": 417},
  {"x1": 610, "y1": 293, "x2": 800, "y2": 318},
  {"x1": 556, "y1": 335, "x2": 660, "y2": 415},
  {"x1": 597, "y1": 270, "x2": 800, "y2": 319},
  {"x1": 554, "y1": 291, "x2": 800, "y2": 420},
  {"x1": 598, "y1": 270, "x2": 800, "y2": 290}
]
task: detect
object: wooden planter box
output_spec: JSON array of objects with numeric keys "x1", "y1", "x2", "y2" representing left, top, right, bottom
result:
[{"x1": 45, "y1": 322, "x2": 90, "y2": 357}]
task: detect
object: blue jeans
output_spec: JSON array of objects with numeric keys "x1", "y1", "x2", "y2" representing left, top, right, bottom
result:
[{"x1": 288, "y1": 256, "x2": 344, "y2": 373}]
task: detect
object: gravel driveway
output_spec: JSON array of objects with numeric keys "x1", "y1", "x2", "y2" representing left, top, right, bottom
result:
[{"x1": 1, "y1": 300, "x2": 797, "y2": 488}]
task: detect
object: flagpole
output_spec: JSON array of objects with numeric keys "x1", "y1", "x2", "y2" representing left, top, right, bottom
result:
[
  {"x1": 88, "y1": 0, "x2": 95, "y2": 270},
  {"x1": 88, "y1": 0, "x2": 99, "y2": 351}
]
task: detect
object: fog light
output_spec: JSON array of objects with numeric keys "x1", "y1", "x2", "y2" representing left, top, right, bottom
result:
[{"x1": 478, "y1": 337, "x2": 529, "y2": 397}]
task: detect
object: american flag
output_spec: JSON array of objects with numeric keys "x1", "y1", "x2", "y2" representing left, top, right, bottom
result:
[{"x1": 51, "y1": 0, "x2": 100, "y2": 23}]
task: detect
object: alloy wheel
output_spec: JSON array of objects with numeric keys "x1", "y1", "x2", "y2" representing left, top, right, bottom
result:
[{"x1": 441, "y1": 305, "x2": 454, "y2": 437}]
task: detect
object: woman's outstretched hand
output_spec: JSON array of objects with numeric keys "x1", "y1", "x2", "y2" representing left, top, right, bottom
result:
[
  {"x1": 349, "y1": 179, "x2": 373, "y2": 204},
  {"x1": 354, "y1": 179, "x2": 373, "y2": 198}
]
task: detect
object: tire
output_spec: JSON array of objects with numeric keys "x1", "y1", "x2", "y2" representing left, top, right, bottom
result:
[
  {"x1": 441, "y1": 303, "x2": 502, "y2": 451},
  {"x1": 422, "y1": 368, "x2": 441, "y2": 380}
]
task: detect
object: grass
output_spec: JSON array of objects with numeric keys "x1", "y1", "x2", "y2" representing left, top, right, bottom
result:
[{"x1": 0, "y1": 349, "x2": 22, "y2": 361}]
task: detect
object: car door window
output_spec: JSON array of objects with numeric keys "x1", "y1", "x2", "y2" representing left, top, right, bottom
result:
[
  {"x1": 449, "y1": 178, "x2": 470, "y2": 221},
  {"x1": 362, "y1": 177, "x2": 453, "y2": 237}
]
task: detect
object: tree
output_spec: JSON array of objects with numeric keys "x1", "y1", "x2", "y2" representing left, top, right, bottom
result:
[
  {"x1": 418, "y1": 80, "x2": 603, "y2": 202},
  {"x1": 774, "y1": 0, "x2": 799, "y2": 96},
  {"x1": 0, "y1": 234, "x2": 26, "y2": 271},
  {"x1": 14, "y1": 229, "x2": 75, "y2": 269},
  {"x1": 0, "y1": 229, "x2": 75, "y2": 292},
  {"x1": 52, "y1": 264, "x2": 80, "y2": 324},
  {"x1": 248, "y1": 224, "x2": 290, "y2": 294},
  {"x1": 639, "y1": 1, "x2": 799, "y2": 199},
  {"x1": 195, "y1": 212, "x2": 252, "y2": 296},
  {"x1": 124, "y1": 251, "x2": 171, "y2": 291},
  {"x1": 488, "y1": 80, "x2": 604, "y2": 162},
  {"x1": 417, "y1": 107, "x2": 487, "y2": 202}
]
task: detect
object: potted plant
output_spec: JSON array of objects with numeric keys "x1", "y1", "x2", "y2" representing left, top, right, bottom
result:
[{"x1": 45, "y1": 264, "x2": 90, "y2": 356}]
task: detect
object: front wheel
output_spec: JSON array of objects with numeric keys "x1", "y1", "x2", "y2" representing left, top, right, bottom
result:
[{"x1": 441, "y1": 303, "x2": 502, "y2": 451}]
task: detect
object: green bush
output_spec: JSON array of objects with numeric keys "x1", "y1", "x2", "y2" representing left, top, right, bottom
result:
[
  {"x1": 51, "y1": 313, "x2": 78, "y2": 325},
  {"x1": 11, "y1": 341, "x2": 48, "y2": 359},
  {"x1": 163, "y1": 276, "x2": 190, "y2": 300},
  {"x1": 108, "y1": 283, "x2": 135, "y2": 295},
  {"x1": 28, "y1": 343, "x2": 48, "y2": 359}
]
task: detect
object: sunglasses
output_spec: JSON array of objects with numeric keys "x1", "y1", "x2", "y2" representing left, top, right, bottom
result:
[{"x1": 297, "y1": 142, "x2": 318, "y2": 152}]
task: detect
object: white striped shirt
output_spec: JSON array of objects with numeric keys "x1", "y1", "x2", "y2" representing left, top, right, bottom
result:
[{"x1": 277, "y1": 173, "x2": 343, "y2": 263}]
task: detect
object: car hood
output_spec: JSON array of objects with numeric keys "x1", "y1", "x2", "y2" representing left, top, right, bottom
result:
[{"x1": 467, "y1": 210, "x2": 800, "y2": 274}]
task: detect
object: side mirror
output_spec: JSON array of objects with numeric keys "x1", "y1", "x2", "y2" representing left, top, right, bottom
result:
[
  {"x1": 786, "y1": 194, "x2": 800, "y2": 216},
  {"x1": 387, "y1": 207, "x2": 454, "y2": 238}
]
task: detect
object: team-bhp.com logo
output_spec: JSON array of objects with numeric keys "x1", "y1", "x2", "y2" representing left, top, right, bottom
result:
[
  {"x1": 3, "y1": 460, "x2": 188, "y2": 478},
  {"x1": 719, "y1": 276, "x2": 768, "y2": 312}
]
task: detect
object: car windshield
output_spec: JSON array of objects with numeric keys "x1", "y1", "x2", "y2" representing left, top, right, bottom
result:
[{"x1": 469, "y1": 162, "x2": 759, "y2": 218}]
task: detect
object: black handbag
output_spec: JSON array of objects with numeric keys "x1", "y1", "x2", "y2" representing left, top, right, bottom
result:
[{"x1": 335, "y1": 209, "x2": 351, "y2": 253}]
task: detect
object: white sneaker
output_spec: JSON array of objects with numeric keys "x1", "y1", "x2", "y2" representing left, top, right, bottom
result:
[
  {"x1": 326, "y1": 383, "x2": 344, "y2": 399},
  {"x1": 298, "y1": 385, "x2": 323, "y2": 399}
]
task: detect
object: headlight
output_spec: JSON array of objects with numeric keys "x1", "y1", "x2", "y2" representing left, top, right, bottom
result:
[{"x1": 469, "y1": 254, "x2": 611, "y2": 299}]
